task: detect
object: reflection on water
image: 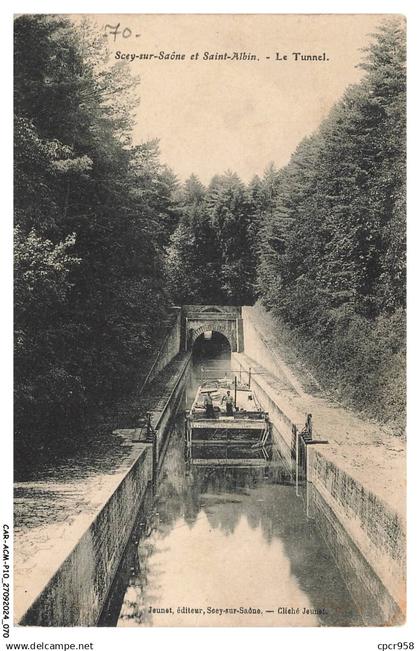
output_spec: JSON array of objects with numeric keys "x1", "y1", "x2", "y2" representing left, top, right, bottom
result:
[
  {"x1": 100, "y1": 420, "x2": 361, "y2": 627},
  {"x1": 99, "y1": 352, "x2": 360, "y2": 627}
]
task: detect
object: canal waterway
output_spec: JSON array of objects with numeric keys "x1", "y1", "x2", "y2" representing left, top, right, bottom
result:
[{"x1": 99, "y1": 339, "x2": 362, "y2": 627}]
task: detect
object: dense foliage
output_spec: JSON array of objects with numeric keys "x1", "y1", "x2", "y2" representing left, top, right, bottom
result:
[
  {"x1": 14, "y1": 16, "x2": 179, "y2": 461},
  {"x1": 167, "y1": 172, "x2": 257, "y2": 305},
  {"x1": 256, "y1": 20, "x2": 406, "y2": 429}
]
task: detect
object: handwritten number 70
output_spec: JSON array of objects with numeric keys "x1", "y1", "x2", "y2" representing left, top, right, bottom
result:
[{"x1": 104, "y1": 24, "x2": 139, "y2": 41}]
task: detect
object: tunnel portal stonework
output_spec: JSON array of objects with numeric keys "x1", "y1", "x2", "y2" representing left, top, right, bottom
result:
[{"x1": 182, "y1": 305, "x2": 244, "y2": 352}]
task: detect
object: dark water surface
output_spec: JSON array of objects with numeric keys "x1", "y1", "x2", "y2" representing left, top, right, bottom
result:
[{"x1": 100, "y1": 353, "x2": 361, "y2": 627}]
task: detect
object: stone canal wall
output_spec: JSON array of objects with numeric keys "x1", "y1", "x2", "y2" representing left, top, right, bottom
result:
[
  {"x1": 307, "y1": 450, "x2": 405, "y2": 625},
  {"x1": 149, "y1": 353, "x2": 191, "y2": 461},
  {"x1": 17, "y1": 353, "x2": 191, "y2": 627},
  {"x1": 19, "y1": 446, "x2": 153, "y2": 627},
  {"x1": 236, "y1": 306, "x2": 406, "y2": 625}
]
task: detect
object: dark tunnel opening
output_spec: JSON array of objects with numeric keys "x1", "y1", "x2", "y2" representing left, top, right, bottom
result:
[{"x1": 192, "y1": 331, "x2": 231, "y2": 365}]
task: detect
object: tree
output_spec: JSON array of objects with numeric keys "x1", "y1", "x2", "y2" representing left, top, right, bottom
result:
[
  {"x1": 167, "y1": 172, "x2": 258, "y2": 305},
  {"x1": 255, "y1": 19, "x2": 406, "y2": 428},
  {"x1": 205, "y1": 172, "x2": 256, "y2": 304},
  {"x1": 14, "y1": 15, "x2": 178, "y2": 462},
  {"x1": 14, "y1": 227, "x2": 83, "y2": 447}
]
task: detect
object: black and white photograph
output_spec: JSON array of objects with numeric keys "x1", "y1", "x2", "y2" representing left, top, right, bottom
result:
[{"x1": 2, "y1": 6, "x2": 414, "y2": 644}]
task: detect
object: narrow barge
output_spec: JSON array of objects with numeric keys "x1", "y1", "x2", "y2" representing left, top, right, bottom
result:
[{"x1": 185, "y1": 373, "x2": 271, "y2": 456}]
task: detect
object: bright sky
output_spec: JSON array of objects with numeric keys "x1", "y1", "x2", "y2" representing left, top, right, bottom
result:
[{"x1": 94, "y1": 14, "x2": 386, "y2": 184}]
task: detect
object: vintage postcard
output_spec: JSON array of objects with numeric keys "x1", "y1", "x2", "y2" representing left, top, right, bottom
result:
[{"x1": 6, "y1": 10, "x2": 409, "y2": 640}]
